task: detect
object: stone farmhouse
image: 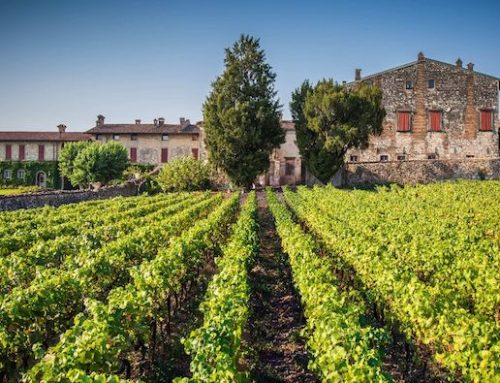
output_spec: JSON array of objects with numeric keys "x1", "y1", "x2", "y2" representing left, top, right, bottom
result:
[{"x1": 0, "y1": 52, "x2": 498, "y2": 187}]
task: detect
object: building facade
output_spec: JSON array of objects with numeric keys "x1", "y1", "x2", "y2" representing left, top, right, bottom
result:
[
  {"x1": 86, "y1": 115, "x2": 203, "y2": 165},
  {"x1": 346, "y1": 53, "x2": 499, "y2": 163}
]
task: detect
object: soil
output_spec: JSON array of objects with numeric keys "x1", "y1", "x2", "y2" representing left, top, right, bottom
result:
[{"x1": 244, "y1": 191, "x2": 317, "y2": 383}]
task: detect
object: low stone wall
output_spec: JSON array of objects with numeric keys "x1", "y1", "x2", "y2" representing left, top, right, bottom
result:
[
  {"x1": 0, "y1": 182, "x2": 138, "y2": 212},
  {"x1": 344, "y1": 157, "x2": 500, "y2": 187}
]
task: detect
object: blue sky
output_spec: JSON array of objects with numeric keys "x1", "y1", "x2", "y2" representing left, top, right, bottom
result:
[{"x1": 0, "y1": 0, "x2": 498, "y2": 131}]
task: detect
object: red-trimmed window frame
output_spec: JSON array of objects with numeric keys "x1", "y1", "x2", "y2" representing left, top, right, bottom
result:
[
  {"x1": 479, "y1": 110, "x2": 493, "y2": 131},
  {"x1": 19, "y1": 144, "x2": 25, "y2": 161},
  {"x1": 397, "y1": 111, "x2": 412, "y2": 132},
  {"x1": 429, "y1": 110, "x2": 443, "y2": 132},
  {"x1": 5, "y1": 144, "x2": 12, "y2": 160},
  {"x1": 38, "y1": 144, "x2": 45, "y2": 161}
]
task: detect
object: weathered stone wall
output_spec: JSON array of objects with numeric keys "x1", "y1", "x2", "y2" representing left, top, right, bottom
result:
[
  {"x1": 347, "y1": 55, "x2": 499, "y2": 162},
  {"x1": 0, "y1": 181, "x2": 138, "y2": 211},
  {"x1": 343, "y1": 158, "x2": 500, "y2": 186}
]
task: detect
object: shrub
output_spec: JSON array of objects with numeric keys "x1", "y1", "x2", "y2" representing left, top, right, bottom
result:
[{"x1": 157, "y1": 157, "x2": 211, "y2": 192}]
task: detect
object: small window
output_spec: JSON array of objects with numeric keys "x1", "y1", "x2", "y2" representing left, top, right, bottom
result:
[
  {"x1": 192, "y1": 134, "x2": 198, "y2": 141},
  {"x1": 466, "y1": 154, "x2": 475, "y2": 158},
  {"x1": 480, "y1": 110, "x2": 493, "y2": 131},
  {"x1": 95, "y1": 134, "x2": 101, "y2": 140},
  {"x1": 3, "y1": 169, "x2": 12, "y2": 179},
  {"x1": 349, "y1": 155, "x2": 358, "y2": 162},
  {"x1": 405, "y1": 80, "x2": 413, "y2": 90},
  {"x1": 429, "y1": 111, "x2": 442, "y2": 131},
  {"x1": 428, "y1": 79, "x2": 435, "y2": 89},
  {"x1": 113, "y1": 134, "x2": 120, "y2": 140},
  {"x1": 380, "y1": 155, "x2": 389, "y2": 162},
  {"x1": 398, "y1": 111, "x2": 412, "y2": 132},
  {"x1": 131, "y1": 134, "x2": 138, "y2": 141},
  {"x1": 428, "y1": 154, "x2": 437, "y2": 160},
  {"x1": 397, "y1": 155, "x2": 406, "y2": 161},
  {"x1": 5, "y1": 144, "x2": 12, "y2": 160},
  {"x1": 17, "y1": 169, "x2": 25, "y2": 179},
  {"x1": 161, "y1": 134, "x2": 169, "y2": 141}
]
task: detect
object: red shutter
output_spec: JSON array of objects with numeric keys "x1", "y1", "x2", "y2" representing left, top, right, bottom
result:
[
  {"x1": 398, "y1": 112, "x2": 410, "y2": 131},
  {"x1": 430, "y1": 111, "x2": 442, "y2": 131},
  {"x1": 480, "y1": 110, "x2": 492, "y2": 131},
  {"x1": 38, "y1": 145, "x2": 45, "y2": 161},
  {"x1": 161, "y1": 148, "x2": 168, "y2": 163},
  {"x1": 130, "y1": 147, "x2": 137, "y2": 162},
  {"x1": 191, "y1": 148, "x2": 199, "y2": 160},
  {"x1": 19, "y1": 145, "x2": 25, "y2": 160},
  {"x1": 5, "y1": 145, "x2": 11, "y2": 160}
]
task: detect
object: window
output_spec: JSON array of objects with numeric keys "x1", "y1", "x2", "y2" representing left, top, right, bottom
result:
[
  {"x1": 380, "y1": 155, "x2": 389, "y2": 162},
  {"x1": 466, "y1": 154, "x2": 475, "y2": 158},
  {"x1": 428, "y1": 79, "x2": 435, "y2": 89},
  {"x1": 350, "y1": 155, "x2": 358, "y2": 162},
  {"x1": 192, "y1": 134, "x2": 198, "y2": 141},
  {"x1": 161, "y1": 148, "x2": 168, "y2": 163},
  {"x1": 5, "y1": 144, "x2": 12, "y2": 160},
  {"x1": 192, "y1": 148, "x2": 199, "y2": 160},
  {"x1": 130, "y1": 147, "x2": 137, "y2": 162},
  {"x1": 95, "y1": 134, "x2": 101, "y2": 140},
  {"x1": 405, "y1": 80, "x2": 413, "y2": 90},
  {"x1": 429, "y1": 111, "x2": 442, "y2": 131},
  {"x1": 3, "y1": 169, "x2": 12, "y2": 179},
  {"x1": 428, "y1": 154, "x2": 437, "y2": 160},
  {"x1": 38, "y1": 145, "x2": 45, "y2": 161},
  {"x1": 480, "y1": 110, "x2": 493, "y2": 131},
  {"x1": 131, "y1": 134, "x2": 138, "y2": 141},
  {"x1": 398, "y1": 111, "x2": 412, "y2": 132},
  {"x1": 397, "y1": 155, "x2": 406, "y2": 161},
  {"x1": 161, "y1": 134, "x2": 169, "y2": 141},
  {"x1": 113, "y1": 134, "x2": 120, "y2": 140},
  {"x1": 17, "y1": 169, "x2": 25, "y2": 179},
  {"x1": 285, "y1": 157, "x2": 295, "y2": 176},
  {"x1": 19, "y1": 145, "x2": 25, "y2": 160}
]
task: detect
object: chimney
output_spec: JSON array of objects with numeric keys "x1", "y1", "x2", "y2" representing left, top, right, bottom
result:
[
  {"x1": 180, "y1": 117, "x2": 186, "y2": 125},
  {"x1": 135, "y1": 119, "x2": 141, "y2": 125},
  {"x1": 96, "y1": 114, "x2": 105, "y2": 128},
  {"x1": 158, "y1": 117, "x2": 165, "y2": 127},
  {"x1": 57, "y1": 124, "x2": 67, "y2": 134},
  {"x1": 417, "y1": 52, "x2": 425, "y2": 61},
  {"x1": 355, "y1": 68, "x2": 362, "y2": 81},
  {"x1": 154, "y1": 118, "x2": 158, "y2": 127},
  {"x1": 456, "y1": 58, "x2": 463, "y2": 68},
  {"x1": 467, "y1": 62, "x2": 474, "y2": 71}
]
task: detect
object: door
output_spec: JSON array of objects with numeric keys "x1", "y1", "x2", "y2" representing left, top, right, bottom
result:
[{"x1": 36, "y1": 171, "x2": 46, "y2": 188}]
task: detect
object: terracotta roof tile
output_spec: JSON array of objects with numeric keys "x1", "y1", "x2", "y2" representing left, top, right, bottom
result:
[
  {"x1": 0, "y1": 132, "x2": 92, "y2": 142},
  {"x1": 86, "y1": 123, "x2": 200, "y2": 135}
]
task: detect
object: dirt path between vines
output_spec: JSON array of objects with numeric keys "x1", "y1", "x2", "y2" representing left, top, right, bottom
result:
[{"x1": 245, "y1": 192, "x2": 317, "y2": 383}]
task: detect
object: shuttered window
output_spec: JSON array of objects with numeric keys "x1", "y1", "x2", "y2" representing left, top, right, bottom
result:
[
  {"x1": 5, "y1": 145, "x2": 11, "y2": 160},
  {"x1": 130, "y1": 147, "x2": 137, "y2": 162},
  {"x1": 480, "y1": 110, "x2": 493, "y2": 131},
  {"x1": 398, "y1": 111, "x2": 411, "y2": 131},
  {"x1": 161, "y1": 148, "x2": 168, "y2": 163},
  {"x1": 38, "y1": 145, "x2": 45, "y2": 161},
  {"x1": 430, "y1": 111, "x2": 442, "y2": 131},
  {"x1": 192, "y1": 148, "x2": 199, "y2": 160},
  {"x1": 19, "y1": 145, "x2": 25, "y2": 160}
]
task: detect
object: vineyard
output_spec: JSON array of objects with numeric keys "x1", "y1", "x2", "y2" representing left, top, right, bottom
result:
[{"x1": 0, "y1": 181, "x2": 499, "y2": 382}]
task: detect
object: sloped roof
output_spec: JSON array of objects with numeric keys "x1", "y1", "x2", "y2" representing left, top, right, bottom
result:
[
  {"x1": 0, "y1": 132, "x2": 91, "y2": 142},
  {"x1": 349, "y1": 57, "x2": 500, "y2": 84},
  {"x1": 87, "y1": 123, "x2": 200, "y2": 135}
]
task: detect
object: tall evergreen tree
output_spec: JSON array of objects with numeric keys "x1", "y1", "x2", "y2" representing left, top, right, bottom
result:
[
  {"x1": 290, "y1": 79, "x2": 385, "y2": 183},
  {"x1": 203, "y1": 34, "x2": 284, "y2": 188}
]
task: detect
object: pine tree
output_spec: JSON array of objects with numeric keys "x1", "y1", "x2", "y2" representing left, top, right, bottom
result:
[
  {"x1": 203, "y1": 35, "x2": 284, "y2": 189},
  {"x1": 290, "y1": 79, "x2": 385, "y2": 183}
]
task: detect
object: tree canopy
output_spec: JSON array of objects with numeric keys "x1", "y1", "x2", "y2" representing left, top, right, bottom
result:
[
  {"x1": 290, "y1": 79, "x2": 385, "y2": 183},
  {"x1": 203, "y1": 34, "x2": 284, "y2": 188}
]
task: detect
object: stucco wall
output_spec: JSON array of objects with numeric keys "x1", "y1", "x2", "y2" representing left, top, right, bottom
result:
[{"x1": 0, "y1": 142, "x2": 61, "y2": 161}]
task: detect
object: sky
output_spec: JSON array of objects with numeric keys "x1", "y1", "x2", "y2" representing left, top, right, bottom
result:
[{"x1": 0, "y1": 0, "x2": 499, "y2": 132}]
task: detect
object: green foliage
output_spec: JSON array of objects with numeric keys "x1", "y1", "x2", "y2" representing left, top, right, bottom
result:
[
  {"x1": 175, "y1": 192, "x2": 258, "y2": 382},
  {"x1": 157, "y1": 156, "x2": 211, "y2": 192},
  {"x1": 285, "y1": 181, "x2": 500, "y2": 382},
  {"x1": 0, "y1": 161, "x2": 60, "y2": 188},
  {"x1": 59, "y1": 141, "x2": 128, "y2": 188},
  {"x1": 267, "y1": 189, "x2": 391, "y2": 382},
  {"x1": 203, "y1": 34, "x2": 284, "y2": 188},
  {"x1": 290, "y1": 79, "x2": 385, "y2": 183}
]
